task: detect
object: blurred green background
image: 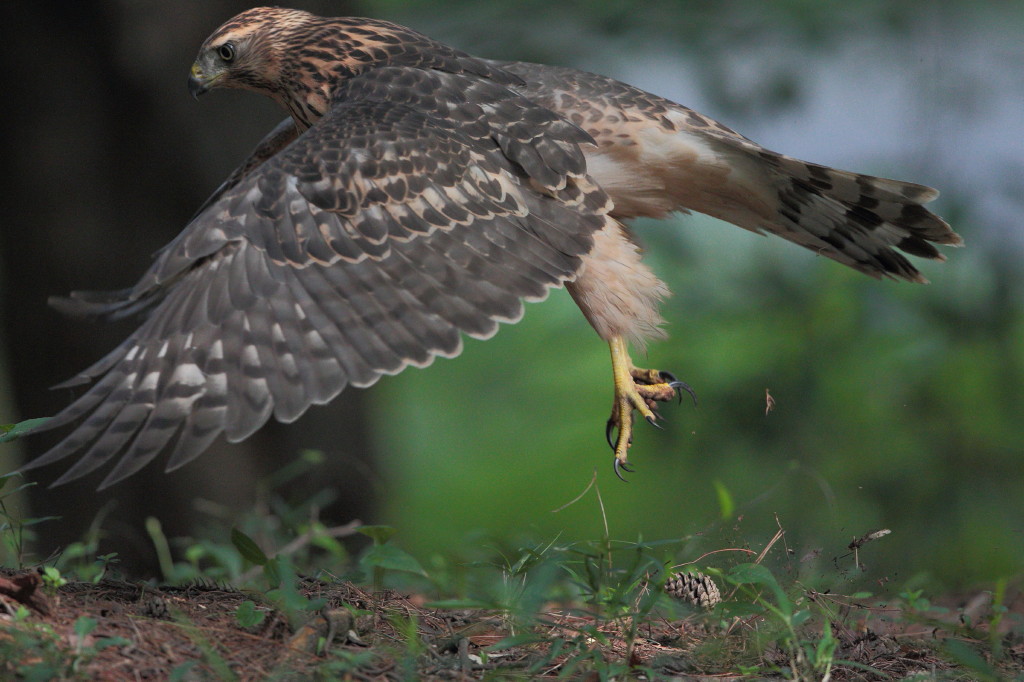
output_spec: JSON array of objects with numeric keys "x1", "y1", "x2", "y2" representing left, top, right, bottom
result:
[{"x1": 2, "y1": 1, "x2": 1021, "y2": 589}]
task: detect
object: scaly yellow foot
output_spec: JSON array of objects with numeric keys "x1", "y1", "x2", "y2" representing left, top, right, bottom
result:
[{"x1": 606, "y1": 336, "x2": 696, "y2": 481}]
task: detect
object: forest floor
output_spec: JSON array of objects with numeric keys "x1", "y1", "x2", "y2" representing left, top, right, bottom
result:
[{"x1": 2, "y1": 568, "x2": 1022, "y2": 680}]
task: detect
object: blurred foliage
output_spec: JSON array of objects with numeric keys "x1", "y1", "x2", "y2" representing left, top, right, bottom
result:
[{"x1": 373, "y1": 211, "x2": 1023, "y2": 587}]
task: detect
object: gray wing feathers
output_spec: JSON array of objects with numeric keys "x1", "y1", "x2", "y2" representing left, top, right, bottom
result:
[{"x1": 26, "y1": 66, "x2": 609, "y2": 486}]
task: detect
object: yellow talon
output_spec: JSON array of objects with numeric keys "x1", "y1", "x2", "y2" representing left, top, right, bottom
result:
[{"x1": 605, "y1": 336, "x2": 696, "y2": 480}]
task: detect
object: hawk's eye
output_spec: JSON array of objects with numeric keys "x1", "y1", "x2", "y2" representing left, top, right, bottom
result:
[{"x1": 217, "y1": 43, "x2": 236, "y2": 62}]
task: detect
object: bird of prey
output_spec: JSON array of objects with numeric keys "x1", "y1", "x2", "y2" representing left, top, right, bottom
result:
[{"x1": 21, "y1": 7, "x2": 961, "y2": 488}]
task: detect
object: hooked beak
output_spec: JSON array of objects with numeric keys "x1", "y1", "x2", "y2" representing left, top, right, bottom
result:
[{"x1": 187, "y1": 62, "x2": 212, "y2": 99}]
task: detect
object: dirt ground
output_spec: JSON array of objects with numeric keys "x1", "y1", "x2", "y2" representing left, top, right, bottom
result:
[{"x1": 3, "y1": 568, "x2": 1023, "y2": 680}]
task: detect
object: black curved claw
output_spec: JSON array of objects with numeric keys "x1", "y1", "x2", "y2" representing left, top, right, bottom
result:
[
  {"x1": 605, "y1": 419, "x2": 616, "y2": 450},
  {"x1": 645, "y1": 414, "x2": 663, "y2": 430},
  {"x1": 669, "y1": 380, "x2": 698, "y2": 406},
  {"x1": 658, "y1": 370, "x2": 680, "y2": 384},
  {"x1": 613, "y1": 458, "x2": 635, "y2": 482}
]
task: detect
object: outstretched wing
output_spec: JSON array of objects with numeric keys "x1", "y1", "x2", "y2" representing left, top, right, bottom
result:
[{"x1": 26, "y1": 67, "x2": 611, "y2": 488}]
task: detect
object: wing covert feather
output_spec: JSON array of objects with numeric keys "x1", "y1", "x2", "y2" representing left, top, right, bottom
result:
[{"x1": 26, "y1": 66, "x2": 611, "y2": 486}]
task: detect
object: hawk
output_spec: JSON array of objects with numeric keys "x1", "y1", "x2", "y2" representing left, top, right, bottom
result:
[{"x1": 21, "y1": 8, "x2": 961, "y2": 488}]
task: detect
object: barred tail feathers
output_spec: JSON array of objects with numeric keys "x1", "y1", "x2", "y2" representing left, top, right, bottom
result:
[{"x1": 748, "y1": 150, "x2": 962, "y2": 282}]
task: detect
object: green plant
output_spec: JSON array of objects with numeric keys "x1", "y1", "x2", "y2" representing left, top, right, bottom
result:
[
  {"x1": 54, "y1": 500, "x2": 120, "y2": 582},
  {"x1": 728, "y1": 562, "x2": 816, "y2": 678},
  {"x1": 154, "y1": 452, "x2": 358, "y2": 587},
  {"x1": 0, "y1": 613, "x2": 129, "y2": 680},
  {"x1": 899, "y1": 587, "x2": 933, "y2": 613},
  {"x1": 230, "y1": 526, "x2": 327, "y2": 627},
  {"x1": 0, "y1": 474, "x2": 58, "y2": 569},
  {"x1": 39, "y1": 565, "x2": 67, "y2": 595},
  {"x1": 892, "y1": 578, "x2": 1015, "y2": 681},
  {"x1": 0, "y1": 419, "x2": 54, "y2": 567},
  {"x1": 986, "y1": 577, "x2": 1008, "y2": 663},
  {"x1": 233, "y1": 600, "x2": 267, "y2": 629},
  {"x1": 357, "y1": 525, "x2": 427, "y2": 592},
  {"x1": 0, "y1": 419, "x2": 50, "y2": 444},
  {"x1": 389, "y1": 611, "x2": 427, "y2": 679},
  {"x1": 721, "y1": 562, "x2": 911, "y2": 681}
]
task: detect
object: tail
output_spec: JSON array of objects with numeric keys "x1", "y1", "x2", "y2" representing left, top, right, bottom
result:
[
  {"x1": 595, "y1": 112, "x2": 964, "y2": 283},
  {"x1": 736, "y1": 150, "x2": 962, "y2": 282}
]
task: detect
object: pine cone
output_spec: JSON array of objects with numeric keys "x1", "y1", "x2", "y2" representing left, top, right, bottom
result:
[{"x1": 664, "y1": 571, "x2": 721, "y2": 609}]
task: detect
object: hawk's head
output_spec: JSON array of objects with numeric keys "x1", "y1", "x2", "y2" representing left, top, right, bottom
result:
[
  {"x1": 188, "y1": 7, "x2": 317, "y2": 100},
  {"x1": 187, "y1": 7, "x2": 419, "y2": 129},
  {"x1": 188, "y1": 7, "x2": 507, "y2": 131}
]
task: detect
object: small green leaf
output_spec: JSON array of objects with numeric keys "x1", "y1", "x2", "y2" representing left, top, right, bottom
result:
[
  {"x1": 231, "y1": 528, "x2": 268, "y2": 566},
  {"x1": 20, "y1": 515, "x2": 62, "y2": 528},
  {"x1": 728, "y1": 563, "x2": 777, "y2": 586},
  {"x1": 94, "y1": 637, "x2": 131, "y2": 651},
  {"x1": 713, "y1": 479, "x2": 734, "y2": 519},
  {"x1": 3, "y1": 479, "x2": 39, "y2": 497},
  {"x1": 41, "y1": 566, "x2": 66, "y2": 589},
  {"x1": 0, "y1": 418, "x2": 50, "y2": 442},
  {"x1": 357, "y1": 525, "x2": 397, "y2": 545},
  {"x1": 360, "y1": 544, "x2": 426, "y2": 576},
  {"x1": 235, "y1": 600, "x2": 267, "y2": 628},
  {"x1": 728, "y1": 563, "x2": 793, "y2": 617},
  {"x1": 264, "y1": 557, "x2": 282, "y2": 589},
  {"x1": 74, "y1": 616, "x2": 97, "y2": 638},
  {"x1": 300, "y1": 449, "x2": 326, "y2": 465},
  {"x1": 169, "y1": 661, "x2": 200, "y2": 681},
  {"x1": 791, "y1": 608, "x2": 812, "y2": 627},
  {"x1": 815, "y1": 622, "x2": 837, "y2": 666},
  {"x1": 942, "y1": 639, "x2": 998, "y2": 681}
]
